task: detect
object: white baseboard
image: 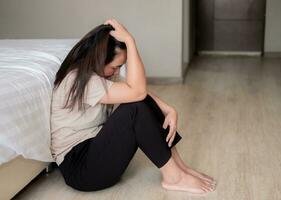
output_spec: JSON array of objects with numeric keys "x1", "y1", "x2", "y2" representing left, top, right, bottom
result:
[{"x1": 198, "y1": 51, "x2": 261, "y2": 56}]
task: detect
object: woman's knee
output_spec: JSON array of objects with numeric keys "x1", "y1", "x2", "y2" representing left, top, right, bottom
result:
[
  {"x1": 118, "y1": 96, "x2": 149, "y2": 110},
  {"x1": 110, "y1": 97, "x2": 153, "y2": 124}
]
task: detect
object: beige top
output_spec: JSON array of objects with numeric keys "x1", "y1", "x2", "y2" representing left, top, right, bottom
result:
[{"x1": 50, "y1": 69, "x2": 115, "y2": 166}]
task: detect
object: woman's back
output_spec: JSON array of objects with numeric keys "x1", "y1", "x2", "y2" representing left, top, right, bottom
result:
[{"x1": 50, "y1": 69, "x2": 114, "y2": 166}]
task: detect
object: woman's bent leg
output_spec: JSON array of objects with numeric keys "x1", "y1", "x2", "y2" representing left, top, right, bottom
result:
[
  {"x1": 143, "y1": 95, "x2": 182, "y2": 146},
  {"x1": 69, "y1": 97, "x2": 182, "y2": 191}
]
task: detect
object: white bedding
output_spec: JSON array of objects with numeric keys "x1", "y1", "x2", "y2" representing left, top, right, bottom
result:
[{"x1": 0, "y1": 39, "x2": 79, "y2": 165}]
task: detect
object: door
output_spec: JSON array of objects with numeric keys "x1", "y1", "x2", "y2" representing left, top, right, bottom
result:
[{"x1": 196, "y1": 0, "x2": 266, "y2": 53}]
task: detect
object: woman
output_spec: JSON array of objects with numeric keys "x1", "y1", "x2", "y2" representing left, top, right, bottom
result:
[{"x1": 50, "y1": 19, "x2": 217, "y2": 195}]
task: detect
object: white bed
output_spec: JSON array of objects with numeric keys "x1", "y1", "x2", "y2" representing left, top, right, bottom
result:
[{"x1": 0, "y1": 39, "x2": 79, "y2": 199}]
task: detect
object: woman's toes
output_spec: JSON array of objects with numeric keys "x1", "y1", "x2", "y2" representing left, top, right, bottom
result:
[
  {"x1": 203, "y1": 179, "x2": 213, "y2": 186},
  {"x1": 203, "y1": 181, "x2": 215, "y2": 191},
  {"x1": 202, "y1": 185, "x2": 212, "y2": 192},
  {"x1": 210, "y1": 183, "x2": 216, "y2": 191},
  {"x1": 209, "y1": 180, "x2": 217, "y2": 187},
  {"x1": 207, "y1": 184, "x2": 215, "y2": 192},
  {"x1": 204, "y1": 175, "x2": 215, "y2": 183},
  {"x1": 200, "y1": 186, "x2": 209, "y2": 193},
  {"x1": 203, "y1": 173, "x2": 214, "y2": 180},
  {"x1": 204, "y1": 177, "x2": 216, "y2": 185},
  {"x1": 199, "y1": 173, "x2": 215, "y2": 183},
  {"x1": 207, "y1": 175, "x2": 214, "y2": 181},
  {"x1": 205, "y1": 179, "x2": 214, "y2": 185}
]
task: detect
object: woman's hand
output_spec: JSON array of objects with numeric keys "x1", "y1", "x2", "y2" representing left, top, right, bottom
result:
[
  {"x1": 162, "y1": 107, "x2": 178, "y2": 147},
  {"x1": 103, "y1": 19, "x2": 133, "y2": 43}
]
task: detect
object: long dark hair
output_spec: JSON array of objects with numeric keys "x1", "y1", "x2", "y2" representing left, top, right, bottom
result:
[{"x1": 54, "y1": 24, "x2": 126, "y2": 112}]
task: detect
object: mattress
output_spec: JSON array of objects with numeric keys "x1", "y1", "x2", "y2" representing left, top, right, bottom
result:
[{"x1": 0, "y1": 39, "x2": 79, "y2": 165}]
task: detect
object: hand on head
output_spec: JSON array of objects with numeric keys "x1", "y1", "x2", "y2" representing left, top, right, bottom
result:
[{"x1": 103, "y1": 19, "x2": 133, "y2": 43}]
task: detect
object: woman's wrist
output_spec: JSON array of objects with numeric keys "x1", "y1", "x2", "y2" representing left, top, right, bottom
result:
[
  {"x1": 125, "y1": 36, "x2": 135, "y2": 45},
  {"x1": 163, "y1": 105, "x2": 175, "y2": 116}
]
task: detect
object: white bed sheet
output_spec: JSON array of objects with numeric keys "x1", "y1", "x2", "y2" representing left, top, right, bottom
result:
[{"x1": 0, "y1": 39, "x2": 79, "y2": 165}]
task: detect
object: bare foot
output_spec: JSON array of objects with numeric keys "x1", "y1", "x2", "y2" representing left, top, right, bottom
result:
[
  {"x1": 182, "y1": 166, "x2": 217, "y2": 185},
  {"x1": 171, "y1": 147, "x2": 216, "y2": 185},
  {"x1": 161, "y1": 170, "x2": 216, "y2": 195}
]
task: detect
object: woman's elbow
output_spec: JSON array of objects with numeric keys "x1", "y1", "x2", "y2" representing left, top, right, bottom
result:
[{"x1": 137, "y1": 90, "x2": 148, "y2": 101}]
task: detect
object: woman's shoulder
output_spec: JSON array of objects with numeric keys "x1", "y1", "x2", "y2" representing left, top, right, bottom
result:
[
  {"x1": 52, "y1": 69, "x2": 77, "y2": 93},
  {"x1": 53, "y1": 70, "x2": 113, "y2": 91}
]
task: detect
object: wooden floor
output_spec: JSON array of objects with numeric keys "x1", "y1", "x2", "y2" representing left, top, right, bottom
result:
[{"x1": 14, "y1": 55, "x2": 281, "y2": 200}]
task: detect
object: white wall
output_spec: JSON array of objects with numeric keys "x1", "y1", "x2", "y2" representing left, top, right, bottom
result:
[
  {"x1": 264, "y1": 0, "x2": 281, "y2": 53},
  {"x1": 182, "y1": 0, "x2": 195, "y2": 75},
  {"x1": 183, "y1": 0, "x2": 190, "y2": 66},
  {"x1": 0, "y1": 0, "x2": 184, "y2": 79}
]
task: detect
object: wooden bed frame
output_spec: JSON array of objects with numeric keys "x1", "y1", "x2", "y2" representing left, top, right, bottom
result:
[{"x1": 0, "y1": 156, "x2": 52, "y2": 199}]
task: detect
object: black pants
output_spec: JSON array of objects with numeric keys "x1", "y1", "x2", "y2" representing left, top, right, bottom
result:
[{"x1": 58, "y1": 94, "x2": 182, "y2": 191}]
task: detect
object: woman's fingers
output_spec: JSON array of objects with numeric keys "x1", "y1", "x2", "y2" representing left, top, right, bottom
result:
[
  {"x1": 165, "y1": 124, "x2": 175, "y2": 142},
  {"x1": 104, "y1": 19, "x2": 120, "y2": 28},
  {"x1": 103, "y1": 19, "x2": 112, "y2": 25},
  {"x1": 102, "y1": 19, "x2": 132, "y2": 43},
  {"x1": 112, "y1": 19, "x2": 118, "y2": 23},
  {"x1": 165, "y1": 124, "x2": 177, "y2": 147},
  {"x1": 104, "y1": 19, "x2": 116, "y2": 27},
  {"x1": 168, "y1": 131, "x2": 176, "y2": 147},
  {"x1": 162, "y1": 118, "x2": 168, "y2": 129}
]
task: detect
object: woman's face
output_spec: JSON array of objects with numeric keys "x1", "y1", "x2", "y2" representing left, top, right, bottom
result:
[{"x1": 103, "y1": 48, "x2": 127, "y2": 78}]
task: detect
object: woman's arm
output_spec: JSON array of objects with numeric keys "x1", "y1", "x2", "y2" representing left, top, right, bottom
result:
[
  {"x1": 147, "y1": 90, "x2": 174, "y2": 116},
  {"x1": 99, "y1": 19, "x2": 147, "y2": 104},
  {"x1": 125, "y1": 37, "x2": 147, "y2": 95},
  {"x1": 148, "y1": 90, "x2": 178, "y2": 147}
]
